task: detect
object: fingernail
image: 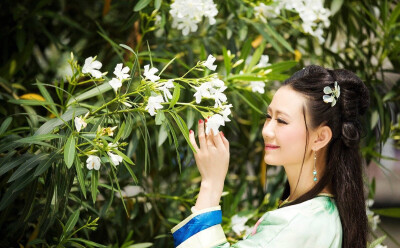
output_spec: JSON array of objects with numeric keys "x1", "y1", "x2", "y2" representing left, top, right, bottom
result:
[
  {"x1": 221, "y1": 131, "x2": 224, "y2": 137},
  {"x1": 199, "y1": 119, "x2": 203, "y2": 124},
  {"x1": 189, "y1": 130, "x2": 193, "y2": 134}
]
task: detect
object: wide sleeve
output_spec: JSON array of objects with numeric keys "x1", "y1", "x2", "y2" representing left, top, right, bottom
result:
[
  {"x1": 171, "y1": 206, "x2": 228, "y2": 248},
  {"x1": 171, "y1": 197, "x2": 342, "y2": 248}
]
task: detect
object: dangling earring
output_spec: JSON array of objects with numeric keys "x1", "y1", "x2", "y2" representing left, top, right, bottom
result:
[{"x1": 313, "y1": 150, "x2": 318, "y2": 182}]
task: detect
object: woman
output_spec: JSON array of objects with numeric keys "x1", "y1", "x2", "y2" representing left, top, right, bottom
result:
[{"x1": 171, "y1": 65, "x2": 370, "y2": 247}]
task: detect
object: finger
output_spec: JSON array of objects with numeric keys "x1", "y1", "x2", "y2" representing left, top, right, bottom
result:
[
  {"x1": 206, "y1": 129, "x2": 216, "y2": 147},
  {"x1": 221, "y1": 132, "x2": 229, "y2": 152},
  {"x1": 189, "y1": 130, "x2": 199, "y2": 153},
  {"x1": 211, "y1": 129, "x2": 224, "y2": 150},
  {"x1": 198, "y1": 119, "x2": 207, "y2": 150}
]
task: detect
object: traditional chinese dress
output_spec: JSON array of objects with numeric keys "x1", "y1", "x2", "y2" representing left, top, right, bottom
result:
[{"x1": 171, "y1": 194, "x2": 342, "y2": 248}]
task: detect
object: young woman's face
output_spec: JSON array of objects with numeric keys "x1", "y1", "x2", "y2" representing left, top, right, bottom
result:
[{"x1": 262, "y1": 86, "x2": 311, "y2": 166}]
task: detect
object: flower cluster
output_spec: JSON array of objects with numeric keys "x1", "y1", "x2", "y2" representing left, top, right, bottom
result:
[
  {"x1": 230, "y1": 215, "x2": 252, "y2": 236},
  {"x1": 254, "y1": 0, "x2": 331, "y2": 43},
  {"x1": 366, "y1": 199, "x2": 381, "y2": 231},
  {"x1": 82, "y1": 56, "x2": 103, "y2": 78},
  {"x1": 169, "y1": 0, "x2": 218, "y2": 36},
  {"x1": 109, "y1": 63, "x2": 130, "y2": 92}
]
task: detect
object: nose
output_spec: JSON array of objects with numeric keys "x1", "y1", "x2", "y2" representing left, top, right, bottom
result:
[{"x1": 262, "y1": 119, "x2": 275, "y2": 140}]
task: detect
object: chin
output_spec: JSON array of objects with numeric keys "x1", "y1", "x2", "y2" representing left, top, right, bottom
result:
[{"x1": 263, "y1": 156, "x2": 282, "y2": 166}]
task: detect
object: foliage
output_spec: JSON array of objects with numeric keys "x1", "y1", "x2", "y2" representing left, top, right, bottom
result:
[{"x1": 0, "y1": 0, "x2": 399, "y2": 247}]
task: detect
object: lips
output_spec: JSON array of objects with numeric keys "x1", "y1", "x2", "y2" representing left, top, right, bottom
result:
[{"x1": 265, "y1": 144, "x2": 280, "y2": 149}]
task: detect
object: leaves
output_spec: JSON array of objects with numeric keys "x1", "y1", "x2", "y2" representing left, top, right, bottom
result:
[
  {"x1": 134, "y1": 0, "x2": 152, "y2": 12},
  {"x1": 64, "y1": 134, "x2": 76, "y2": 168},
  {"x1": 35, "y1": 107, "x2": 88, "y2": 135}
]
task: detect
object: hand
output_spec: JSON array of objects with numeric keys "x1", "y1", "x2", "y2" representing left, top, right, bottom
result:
[{"x1": 189, "y1": 119, "x2": 230, "y2": 209}]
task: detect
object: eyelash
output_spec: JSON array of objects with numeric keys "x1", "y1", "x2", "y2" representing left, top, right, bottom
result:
[{"x1": 264, "y1": 114, "x2": 288, "y2": 124}]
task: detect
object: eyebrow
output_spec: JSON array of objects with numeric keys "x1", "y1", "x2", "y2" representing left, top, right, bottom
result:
[{"x1": 267, "y1": 107, "x2": 291, "y2": 118}]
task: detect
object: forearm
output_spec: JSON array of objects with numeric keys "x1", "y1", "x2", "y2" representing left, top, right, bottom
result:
[{"x1": 195, "y1": 181, "x2": 224, "y2": 210}]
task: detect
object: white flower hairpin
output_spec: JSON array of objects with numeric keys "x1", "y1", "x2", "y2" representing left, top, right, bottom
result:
[{"x1": 323, "y1": 81, "x2": 340, "y2": 107}]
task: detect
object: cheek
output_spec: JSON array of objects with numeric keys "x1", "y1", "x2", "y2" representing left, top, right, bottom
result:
[{"x1": 279, "y1": 126, "x2": 307, "y2": 162}]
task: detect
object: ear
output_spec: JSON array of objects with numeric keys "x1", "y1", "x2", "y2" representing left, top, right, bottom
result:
[{"x1": 312, "y1": 125, "x2": 332, "y2": 151}]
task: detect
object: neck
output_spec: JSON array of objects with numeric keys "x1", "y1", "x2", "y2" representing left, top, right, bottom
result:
[{"x1": 283, "y1": 148, "x2": 331, "y2": 201}]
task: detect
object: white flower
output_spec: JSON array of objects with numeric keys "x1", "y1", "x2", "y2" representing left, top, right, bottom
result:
[
  {"x1": 370, "y1": 214, "x2": 380, "y2": 231},
  {"x1": 107, "y1": 151, "x2": 123, "y2": 166},
  {"x1": 75, "y1": 116, "x2": 87, "y2": 132},
  {"x1": 211, "y1": 86, "x2": 227, "y2": 108},
  {"x1": 113, "y1": 63, "x2": 130, "y2": 80},
  {"x1": 145, "y1": 95, "x2": 164, "y2": 116},
  {"x1": 108, "y1": 142, "x2": 118, "y2": 149},
  {"x1": 170, "y1": 0, "x2": 218, "y2": 36},
  {"x1": 82, "y1": 56, "x2": 103, "y2": 78},
  {"x1": 376, "y1": 245, "x2": 387, "y2": 248},
  {"x1": 159, "y1": 79, "x2": 175, "y2": 101},
  {"x1": 256, "y1": 55, "x2": 271, "y2": 68},
  {"x1": 205, "y1": 114, "x2": 225, "y2": 136},
  {"x1": 231, "y1": 215, "x2": 250, "y2": 236},
  {"x1": 193, "y1": 82, "x2": 212, "y2": 104},
  {"x1": 143, "y1": 65, "x2": 160, "y2": 82},
  {"x1": 109, "y1": 78, "x2": 122, "y2": 92},
  {"x1": 86, "y1": 155, "x2": 101, "y2": 170},
  {"x1": 203, "y1": 54, "x2": 217, "y2": 71},
  {"x1": 220, "y1": 104, "x2": 232, "y2": 122},
  {"x1": 250, "y1": 81, "x2": 266, "y2": 94}
]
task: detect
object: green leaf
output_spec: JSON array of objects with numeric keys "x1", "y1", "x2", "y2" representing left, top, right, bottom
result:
[
  {"x1": 235, "y1": 91, "x2": 264, "y2": 115},
  {"x1": 134, "y1": 0, "x2": 152, "y2": 12},
  {"x1": 35, "y1": 107, "x2": 89, "y2": 135},
  {"x1": 330, "y1": 0, "x2": 344, "y2": 16},
  {"x1": 222, "y1": 47, "x2": 231, "y2": 76},
  {"x1": 68, "y1": 238, "x2": 107, "y2": 248},
  {"x1": 368, "y1": 235, "x2": 386, "y2": 248},
  {"x1": 155, "y1": 0, "x2": 162, "y2": 9},
  {"x1": 36, "y1": 80, "x2": 58, "y2": 114},
  {"x1": 114, "y1": 121, "x2": 125, "y2": 143},
  {"x1": 0, "y1": 154, "x2": 32, "y2": 177},
  {"x1": 122, "y1": 115, "x2": 134, "y2": 140},
  {"x1": 169, "y1": 111, "x2": 195, "y2": 153},
  {"x1": 113, "y1": 149, "x2": 135, "y2": 165},
  {"x1": 157, "y1": 124, "x2": 168, "y2": 147},
  {"x1": 264, "y1": 25, "x2": 294, "y2": 53},
  {"x1": 67, "y1": 84, "x2": 112, "y2": 106},
  {"x1": 119, "y1": 44, "x2": 137, "y2": 55},
  {"x1": 8, "y1": 99, "x2": 58, "y2": 106},
  {"x1": 0, "y1": 117, "x2": 12, "y2": 136},
  {"x1": 91, "y1": 170, "x2": 99, "y2": 204},
  {"x1": 7, "y1": 153, "x2": 48, "y2": 182},
  {"x1": 263, "y1": 61, "x2": 298, "y2": 73},
  {"x1": 248, "y1": 41, "x2": 266, "y2": 70},
  {"x1": 373, "y1": 208, "x2": 400, "y2": 218},
  {"x1": 227, "y1": 74, "x2": 268, "y2": 81},
  {"x1": 169, "y1": 84, "x2": 181, "y2": 109},
  {"x1": 155, "y1": 111, "x2": 166, "y2": 125},
  {"x1": 64, "y1": 209, "x2": 80, "y2": 234},
  {"x1": 371, "y1": 110, "x2": 379, "y2": 129},
  {"x1": 34, "y1": 151, "x2": 60, "y2": 176},
  {"x1": 16, "y1": 134, "x2": 62, "y2": 144},
  {"x1": 122, "y1": 161, "x2": 138, "y2": 184},
  {"x1": 127, "y1": 243, "x2": 153, "y2": 248},
  {"x1": 64, "y1": 135, "x2": 76, "y2": 168},
  {"x1": 74, "y1": 157, "x2": 87, "y2": 198}
]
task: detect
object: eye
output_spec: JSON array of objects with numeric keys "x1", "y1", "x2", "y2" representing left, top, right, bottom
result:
[
  {"x1": 264, "y1": 113, "x2": 271, "y2": 119},
  {"x1": 277, "y1": 119, "x2": 288, "y2": 124}
]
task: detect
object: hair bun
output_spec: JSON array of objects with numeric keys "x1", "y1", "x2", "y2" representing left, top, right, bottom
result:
[{"x1": 341, "y1": 122, "x2": 360, "y2": 147}]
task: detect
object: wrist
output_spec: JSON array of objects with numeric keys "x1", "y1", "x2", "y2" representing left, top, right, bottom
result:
[{"x1": 195, "y1": 181, "x2": 224, "y2": 210}]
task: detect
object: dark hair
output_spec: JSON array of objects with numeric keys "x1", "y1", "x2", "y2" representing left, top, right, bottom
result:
[{"x1": 280, "y1": 65, "x2": 369, "y2": 248}]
